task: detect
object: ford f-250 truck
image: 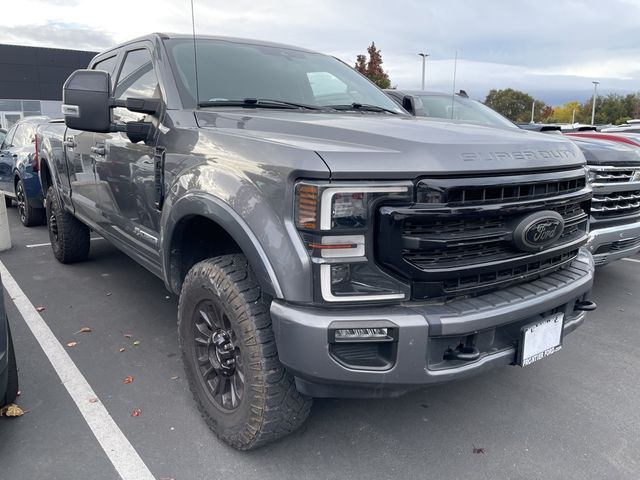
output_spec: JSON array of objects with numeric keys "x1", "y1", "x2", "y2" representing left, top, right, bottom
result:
[{"x1": 38, "y1": 33, "x2": 596, "y2": 450}]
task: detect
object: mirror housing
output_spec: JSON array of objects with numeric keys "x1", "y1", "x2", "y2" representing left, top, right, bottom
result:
[
  {"x1": 62, "y1": 70, "x2": 112, "y2": 133},
  {"x1": 402, "y1": 95, "x2": 425, "y2": 117}
]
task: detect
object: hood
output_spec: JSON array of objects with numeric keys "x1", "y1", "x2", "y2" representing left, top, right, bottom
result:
[
  {"x1": 196, "y1": 110, "x2": 586, "y2": 179},
  {"x1": 567, "y1": 136, "x2": 640, "y2": 166}
]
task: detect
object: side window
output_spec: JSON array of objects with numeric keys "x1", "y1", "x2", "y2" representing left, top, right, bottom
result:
[
  {"x1": 11, "y1": 125, "x2": 35, "y2": 147},
  {"x1": 1, "y1": 126, "x2": 16, "y2": 149},
  {"x1": 112, "y1": 49, "x2": 160, "y2": 123},
  {"x1": 92, "y1": 55, "x2": 119, "y2": 77}
]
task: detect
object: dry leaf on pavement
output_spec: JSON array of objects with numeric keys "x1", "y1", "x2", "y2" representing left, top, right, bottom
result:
[
  {"x1": 131, "y1": 408, "x2": 142, "y2": 417},
  {"x1": 0, "y1": 404, "x2": 24, "y2": 417},
  {"x1": 35, "y1": 306, "x2": 45, "y2": 312},
  {"x1": 119, "y1": 347, "x2": 126, "y2": 353},
  {"x1": 67, "y1": 341, "x2": 78, "y2": 348},
  {"x1": 133, "y1": 340, "x2": 140, "y2": 346},
  {"x1": 75, "y1": 327, "x2": 92, "y2": 334},
  {"x1": 123, "y1": 375, "x2": 134, "y2": 384}
]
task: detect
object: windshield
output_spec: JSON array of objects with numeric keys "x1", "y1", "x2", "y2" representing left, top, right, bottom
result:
[
  {"x1": 164, "y1": 38, "x2": 404, "y2": 113},
  {"x1": 416, "y1": 94, "x2": 517, "y2": 129}
]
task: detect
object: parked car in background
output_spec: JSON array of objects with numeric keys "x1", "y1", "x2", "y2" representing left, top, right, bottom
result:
[
  {"x1": 602, "y1": 119, "x2": 640, "y2": 134},
  {"x1": 0, "y1": 129, "x2": 6, "y2": 149},
  {"x1": 0, "y1": 272, "x2": 18, "y2": 408},
  {"x1": 0, "y1": 116, "x2": 50, "y2": 226},
  {"x1": 565, "y1": 131, "x2": 640, "y2": 148},
  {"x1": 388, "y1": 89, "x2": 640, "y2": 265}
]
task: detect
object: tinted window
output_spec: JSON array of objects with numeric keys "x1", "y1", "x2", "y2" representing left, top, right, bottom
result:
[
  {"x1": 93, "y1": 55, "x2": 119, "y2": 76},
  {"x1": 417, "y1": 94, "x2": 517, "y2": 129},
  {"x1": 114, "y1": 49, "x2": 160, "y2": 100},
  {"x1": 164, "y1": 38, "x2": 404, "y2": 113}
]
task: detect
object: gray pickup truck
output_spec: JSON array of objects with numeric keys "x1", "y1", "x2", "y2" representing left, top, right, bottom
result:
[{"x1": 38, "y1": 33, "x2": 596, "y2": 450}]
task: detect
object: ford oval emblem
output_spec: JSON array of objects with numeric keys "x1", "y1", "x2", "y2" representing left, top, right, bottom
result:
[{"x1": 513, "y1": 211, "x2": 564, "y2": 252}]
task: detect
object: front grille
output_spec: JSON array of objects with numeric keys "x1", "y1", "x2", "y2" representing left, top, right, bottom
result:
[
  {"x1": 595, "y1": 235, "x2": 640, "y2": 255},
  {"x1": 444, "y1": 177, "x2": 586, "y2": 205},
  {"x1": 376, "y1": 168, "x2": 590, "y2": 300},
  {"x1": 591, "y1": 190, "x2": 640, "y2": 218},
  {"x1": 592, "y1": 168, "x2": 639, "y2": 183}
]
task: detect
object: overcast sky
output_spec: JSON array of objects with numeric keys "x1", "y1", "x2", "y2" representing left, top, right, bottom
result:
[{"x1": 3, "y1": 0, "x2": 639, "y2": 104}]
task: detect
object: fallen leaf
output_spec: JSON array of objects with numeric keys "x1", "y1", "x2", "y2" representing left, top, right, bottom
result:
[
  {"x1": 123, "y1": 375, "x2": 134, "y2": 384},
  {"x1": 106, "y1": 292, "x2": 112, "y2": 296},
  {"x1": 119, "y1": 347, "x2": 126, "y2": 353},
  {"x1": 472, "y1": 446, "x2": 486, "y2": 454},
  {"x1": 0, "y1": 404, "x2": 25, "y2": 417},
  {"x1": 170, "y1": 376, "x2": 179, "y2": 380},
  {"x1": 67, "y1": 341, "x2": 78, "y2": 348},
  {"x1": 88, "y1": 397, "x2": 98, "y2": 403},
  {"x1": 16, "y1": 390, "x2": 21, "y2": 397},
  {"x1": 133, "y1": 340, "x2": 140, "y2": 346},
  {"x1": 123, "y1": 333, "x2": 132, "y2": 339},
  {"x1": 75, "y1": 327, "x2": 92, "y2": 334},
  {"x1": 131, "y1": 408, "x2": 142, "y2": 417},
  {"x1": 35, "y1": 306, "x2": 45, "y2": 312}
]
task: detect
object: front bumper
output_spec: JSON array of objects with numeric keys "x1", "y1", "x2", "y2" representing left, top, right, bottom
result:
[
  {"x1": 271, "y1": 249, "x2": 594, "y2": 398},
  {"x1": 587, "y1": 220, "x2": 640, "y2": 266}
]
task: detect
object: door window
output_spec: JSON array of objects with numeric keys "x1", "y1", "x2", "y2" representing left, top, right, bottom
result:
[
  {"x1": 93, "y1": 55, "x2": 119, "y2": 76},
  {"x1": 113, "y1": 49, "x2": 160, "y2": 123},
  {"x1": 1, "y1": 125, "x2": 16, "y2": 149}
]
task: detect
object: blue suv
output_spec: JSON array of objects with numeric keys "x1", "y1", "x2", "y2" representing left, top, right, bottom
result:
[{"x1": 0, "y1": 117, "x2": 50, "y2": 226}]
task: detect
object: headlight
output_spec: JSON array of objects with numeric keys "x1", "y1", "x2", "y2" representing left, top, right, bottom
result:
[{"x1": 295, "y1": 182, "x2": 411, "y2": 303}]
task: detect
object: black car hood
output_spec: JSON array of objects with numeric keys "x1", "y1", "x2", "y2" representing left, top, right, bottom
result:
[
  {"x1": 196, "y1": 110, "x2": 586, "y2": 179},
  {"x1": 568, "y1": 136, "x2": 640, "y2": 166}
]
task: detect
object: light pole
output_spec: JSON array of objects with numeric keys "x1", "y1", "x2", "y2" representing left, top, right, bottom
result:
[
  {"x1": 419, "y1": 52, "x2": 430, "y2": 90},
  {"x1": 530, "y1": 100, "x2": 536, "y2": 123},
  {"x1": 591, "y1": 81, "x2": 600, "y2": 125}
]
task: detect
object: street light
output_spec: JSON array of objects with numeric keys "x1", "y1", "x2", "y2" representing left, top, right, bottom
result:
[
  {"x1": 419, "y1": 52, "x2": 430, "y2": 90},
  {"x1": 591, "y1": 81, "x2": 600, "y2": 125}
]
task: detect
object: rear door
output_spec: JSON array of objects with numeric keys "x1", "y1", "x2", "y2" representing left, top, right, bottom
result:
[{"x1": 94, "y1": 44, "x2": 162, "y2": 267}]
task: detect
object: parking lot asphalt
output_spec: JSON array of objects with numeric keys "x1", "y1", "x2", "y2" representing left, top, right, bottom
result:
[{"x1": 0, "y1": 206, "x2": 639, "y2": 480}]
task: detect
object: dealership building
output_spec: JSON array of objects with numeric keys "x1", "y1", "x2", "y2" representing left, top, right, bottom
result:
[{"x1": 0, "y1": 44, "x2": 97, "y2": 130}]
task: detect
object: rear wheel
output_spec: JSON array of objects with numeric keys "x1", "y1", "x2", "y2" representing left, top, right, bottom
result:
[
  {"x1": 16, "y1": 178, "x2": 45, "y2": 227},
  {"x1": 2, "y1": 323, "x2": 18, "y2": 407},
  {"x1": 178, "y1": 254, "x2": 311, "y2": 450},
  {"x1": 45, "y1": 186, "x2": 90, "y2": 263}
]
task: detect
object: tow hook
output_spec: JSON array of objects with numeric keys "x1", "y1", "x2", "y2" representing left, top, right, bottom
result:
[
  {"x1": 574, "y1": 300, "x2": 597, "y2": 312},
  {"x1": 444, "y1": 345, "x2": 481, "y2": 362}
]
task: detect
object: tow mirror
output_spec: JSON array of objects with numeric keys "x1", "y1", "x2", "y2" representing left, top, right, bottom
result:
[
  {"x1": 402, "y1": 95, "x2": 425, "y2": 117},
  {"x1": 62, "y1": 70, "x2": 112, "y2": 133}
]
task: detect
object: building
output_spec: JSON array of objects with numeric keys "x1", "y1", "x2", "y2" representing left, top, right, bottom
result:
[{"x1": 0, "y1": 44, "x2": 97, "y2": 129}]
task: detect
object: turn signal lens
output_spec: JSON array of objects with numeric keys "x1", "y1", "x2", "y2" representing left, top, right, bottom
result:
[{"x1": 295, "y1": 183, "x2": 319, "y2": 230}]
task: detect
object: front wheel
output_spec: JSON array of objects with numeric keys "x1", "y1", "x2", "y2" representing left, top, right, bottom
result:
[
  {"x1": 45, "y1": 186, "x2": 90, "y2": 263},
  {"x1": 16, "y1": 178, "x2": 45, "y2": 227},
  {"x1": 178, "y1": 254, "x2": 311, "y2": 450}
]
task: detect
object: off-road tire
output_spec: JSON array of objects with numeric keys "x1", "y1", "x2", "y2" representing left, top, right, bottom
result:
[
  {"x1": 2, "y1": 323, "x2": 18, "y2": 407},
  {"x1": 45, "y1": 186, "x2": 90, "y2": 263},
  {"x1": 16, "y1": 177, "x2": 45, "y2": 227},
  {"x1": 178, "y1": 254, "x2": 311, "y2": 450}
]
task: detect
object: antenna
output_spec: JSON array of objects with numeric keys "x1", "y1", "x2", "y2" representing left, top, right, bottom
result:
[
  {"x1": 190, "y1": 0, "x2": 200, "y2": 107},
  {"x1": 451, "y1": 50, "x2": 458, "y2": 119}
]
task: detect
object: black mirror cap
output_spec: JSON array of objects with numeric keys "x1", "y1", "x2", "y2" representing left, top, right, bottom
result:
[
  {"x1": 62, "y1": 69, "x2": 112, "y2": 133},
  {"x1": 401, "y1": 95, "x2": 416, "y2": 115}
]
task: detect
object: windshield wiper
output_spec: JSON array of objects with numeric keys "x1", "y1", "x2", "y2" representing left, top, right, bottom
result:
[
  {"x1": 198, "y1": 98, "x2": 327, "y2": 111},
  {"x1": 324, "y1": 103, "x2": 399, "y2": 114}
]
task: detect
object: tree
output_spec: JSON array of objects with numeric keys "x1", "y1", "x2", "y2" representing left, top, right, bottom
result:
[
  {"x1": 545, "y1": 101, "x2": 581, "y2": 123},
  {"x1": 354, "y1": 42, "x2": 391, "y2": 89},
  {"x1": 484, "y1": 88, "x2": 542, "y2": 123}
]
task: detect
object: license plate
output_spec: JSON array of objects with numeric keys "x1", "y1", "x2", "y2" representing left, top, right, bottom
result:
[{"x1": 518, "y1": 313, "x2": 564, "y2": 366}]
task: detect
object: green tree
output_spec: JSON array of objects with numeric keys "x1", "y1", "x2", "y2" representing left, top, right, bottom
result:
[
  {"x1": 354, "y1": 42, "x2": 391, "y2": 89},
  {"x1": 484, "y1": 88, "x2": 544, "y2": 123},
  {"x1": 546, "y1": 101, "x2": 581, "y2": 123}
]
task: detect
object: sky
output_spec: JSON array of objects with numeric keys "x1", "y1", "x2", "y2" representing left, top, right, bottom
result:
[{"x1": 2, "y1": 0, "x2": 640, "y2": 105}]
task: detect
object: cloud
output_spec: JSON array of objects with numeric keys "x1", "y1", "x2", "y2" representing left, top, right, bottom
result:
[{"x1": 1, "y1": 22, "x2": 114, "y2": 51}]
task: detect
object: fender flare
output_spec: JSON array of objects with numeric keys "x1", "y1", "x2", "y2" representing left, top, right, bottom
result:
[{"x1": 162, "y1": 192, "x2": 284, "y2": 299}]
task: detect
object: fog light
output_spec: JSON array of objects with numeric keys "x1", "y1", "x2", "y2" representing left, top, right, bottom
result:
[{"x1": 334, "y1": 327, "x2": 393, "y2": 342}]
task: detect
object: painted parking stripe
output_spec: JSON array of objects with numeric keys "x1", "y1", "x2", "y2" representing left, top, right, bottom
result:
[
  {"x1": 0, "y1": 261, "x2": 155, "y2": 480},
  {"x1": 622, "y1": 258, "x2": 640, "y2": 264},
  {"x1": 26, "y1": 237, "x2": 105, "y2": 248}
]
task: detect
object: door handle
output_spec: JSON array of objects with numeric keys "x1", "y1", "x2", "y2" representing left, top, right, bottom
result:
[
  {"x1": 63, "y1": 138, "x2": 77, "y2": 148},
  {"x1": 91, "y1": 146, "x2": 105, "y2": 156}
]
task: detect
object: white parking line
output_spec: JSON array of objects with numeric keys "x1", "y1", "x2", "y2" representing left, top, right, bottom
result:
[
  {"x1": 26, "y1": 237, "x2": 105, "y2": 248},
  {"x1": 622, "y1": 258, "x2": 640, "y2": 264},
  {"x1": 0, "y1": 261, "x2": 155, "y2": 480}
]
